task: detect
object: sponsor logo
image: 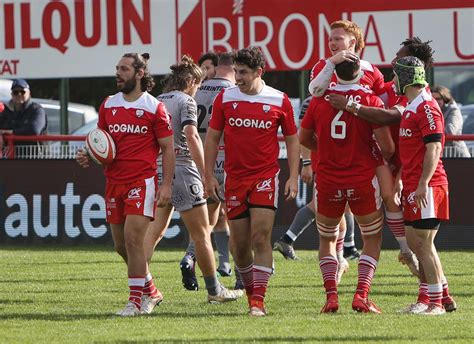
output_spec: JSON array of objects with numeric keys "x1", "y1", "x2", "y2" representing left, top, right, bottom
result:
[
  {"x1": 108, "y1": 124, "x2": 148, "y2": 134},
  {"x1": 232, "y1": 102, "x2": 238, "y2": 109},
  {"x1": 228, "y1": 117, "x2": 272, "y2": 129},
  {"x1": 128, "y1": 187, "x2": 142, "y2": 200},
  {"x1": 424, "y1": 105, "x2": 437, "y2": 130},
  {"x1": 112, "y1": 109, "x2": 117, "y2": 116},
  {"x1": 268, "y1": 193, "x2": 273, "y2": 200},
  {"x1": 263, "y1": 104, "x2": 270, "y2": 113},
  {"x1": 407, "y1": 191, "x2": 416, "y2": 204},
  {"x1": 256, "y1": 178, "x2": 273, "y2": 192},
  {"x1": 136, "y1": 201, "x2": 141, "y2": 208},
  {"x1": 136, "y1": 109, "x2": 144, "y2": 117},
  {"x1": 399, "y1": 128, "x2": 412, "y2": 137},
  {"x1": 230, "y1": 196, "x2": 237, "y2": 200}
]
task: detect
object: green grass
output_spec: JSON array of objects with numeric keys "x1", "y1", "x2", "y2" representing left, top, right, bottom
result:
[{"x1": 0, "y1": 247, "x2": 472, "y2": 343}]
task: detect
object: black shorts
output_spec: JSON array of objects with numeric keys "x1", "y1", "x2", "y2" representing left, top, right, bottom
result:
[{"x1": 404, "y1": 218, "x2": 440, "y2": 230}]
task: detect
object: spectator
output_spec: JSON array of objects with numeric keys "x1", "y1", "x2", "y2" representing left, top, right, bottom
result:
[
  {"x1": 432, "y1": 85, "x2": 471, "y2": 158},
  {"x1": 0, "y1": 79, "x2": 47, "y2": 147}
]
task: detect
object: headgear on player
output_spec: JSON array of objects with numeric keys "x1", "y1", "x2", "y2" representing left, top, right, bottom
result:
[{"x1": 393, "y1": 56, "x2": 427, "y2": 95}]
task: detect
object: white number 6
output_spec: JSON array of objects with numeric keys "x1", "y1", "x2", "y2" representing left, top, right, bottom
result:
[{"x1": 331, "y1": 110, "x2": 346, "y2": 139}]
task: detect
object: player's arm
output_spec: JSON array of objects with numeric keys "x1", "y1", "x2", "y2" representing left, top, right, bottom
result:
[
  {"x1": 328, "y1": 93, "x2": 402, "y2": 125},
  {"x1": 309, "y1": 52, "x2": 359, "y2": 97},
  {"x1": 373, "y1": 126, "x2": 395, "y2": 161},
  {"x1": 204, "y1": 127, "x2": 223, "y2": 201},
  {"x1": 415, "y1": 140, "x2": 442, "y2": 209},
  {"x1": 157, "y1": 135, "x2": 175, "y2": 206},
  {"x1": 300, "y1": 145, "x2": 313, "y2": 184},
  {"x1": 184, "y1": 124, "x2": 205, "y2": 178},
  {"x1": 299, "y1": 127, "x2": 317, "y2": 151},
  {"x1": 284, "y1": 134, "x2": 300, "y2": 200}
]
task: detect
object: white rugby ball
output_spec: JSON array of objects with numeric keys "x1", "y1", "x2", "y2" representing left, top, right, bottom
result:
[{"x1": 85, "y1": 128, "x2": 116, "y2": 165}]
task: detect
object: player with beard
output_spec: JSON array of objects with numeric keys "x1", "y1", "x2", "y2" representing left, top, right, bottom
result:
[
  {"x1": 76, "y1": 53, "x2": 175, "y2": 316},
  {"x1": 205, "y1": 47, "x2": 300, "y2": 316}
]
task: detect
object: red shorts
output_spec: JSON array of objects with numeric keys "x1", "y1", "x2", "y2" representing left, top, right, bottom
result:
[
  {"x1": 224, "y1": 173, "x2": 279, "y2": 220},
  {"x1": 105, "y1": 176, "x2": 157, "y2": 224},
  {"x1": 315, "y1": 176, "x2": 382, "y2": 218},
  {"x1": 402, "y1": 185, "x2": 449, "y2": 222}
]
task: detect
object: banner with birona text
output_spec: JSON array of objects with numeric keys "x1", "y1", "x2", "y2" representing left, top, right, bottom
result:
[{"x1": 0, "y1": 0, "x2": 472, "y2": 79}]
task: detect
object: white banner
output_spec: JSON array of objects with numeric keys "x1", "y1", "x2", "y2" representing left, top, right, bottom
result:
[{"x1": 0, "y1": 0, "x2": 177, "y2": 78}]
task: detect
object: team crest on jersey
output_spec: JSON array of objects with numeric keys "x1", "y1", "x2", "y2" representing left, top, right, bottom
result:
[
  {"x1": 232, "y1": 102, "x2": 238, "y2": 109},
  {"x1": 112, "y1": 109, "x2": 117, "y2": 116},
  {"x1": 263, "y1": 104, "x2": 270, "y2": 113},
  {"x1": 136, "y1": 109, "x2": 144, "y2": 118}
]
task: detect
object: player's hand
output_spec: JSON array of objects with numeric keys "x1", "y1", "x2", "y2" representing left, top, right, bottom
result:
[
  {"x1": 284, "y1": 177, "x2": 298, "y2": 201},
  {"x1": 393, "y1": 178, "x2": 403, "y2": 206},
  {"x1": 329, "y1": 50, "x2": 359, "y2": 65},
  {"x1": 157, "y1": 183, "x2": 171, "y2": 207},
  {"x1": 301, "y1": 165, "x2": 313, "y2": 185},
  {"x1": 205, "y1": 175, "x2": 220, "y2": 202},
  {"x1": 76, "y1": 148, "x2": 90, "y2": 168},
  {"x1": 414, "y1": 181, "x2": 428, "y2": 209},
  {"x1": 328, "y1": 94, "x2": 348, "y2": 111}
]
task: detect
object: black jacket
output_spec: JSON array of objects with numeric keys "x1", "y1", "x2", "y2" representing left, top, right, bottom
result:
[{"x1": 0, "y1": 99, "x2": 47, "y2": 145}]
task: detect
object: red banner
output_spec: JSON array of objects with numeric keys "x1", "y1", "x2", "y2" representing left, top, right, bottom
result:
[{"x1": 178, "y1": 0, "x2": 474, "y2": 70}]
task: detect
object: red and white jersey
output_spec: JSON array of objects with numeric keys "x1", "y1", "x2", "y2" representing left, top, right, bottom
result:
[
  {"x1": 209, "y1": 84, "x2": 297, "y2": 180},
  {"x1": 310, "y1": 59, "x2": 385, "y2": 96},
  {"x1": 301, "y1": 84, "x2": 384, "y2": 189},
  {"x1": 98, "y1": 92, "x2": 173, "y2": 184},
  {"x1": 399, "y1": 88, "x2": 448, "y2": 189}
]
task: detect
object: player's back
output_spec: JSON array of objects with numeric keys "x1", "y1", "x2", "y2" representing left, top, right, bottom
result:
[
  {"x1": 311, "y1": 85, "x2": 381, "y2": 188},
  {"x1": 195, "y1": 78, "x2": 234, "y2": 141},
  {"x1": 157, "y1": 90, "x2": 196, "y2": 166}
]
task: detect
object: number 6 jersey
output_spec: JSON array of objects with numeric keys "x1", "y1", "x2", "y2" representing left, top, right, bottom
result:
[{"x1": 300, "y1": 84, "x2": 384, "y2": 189}]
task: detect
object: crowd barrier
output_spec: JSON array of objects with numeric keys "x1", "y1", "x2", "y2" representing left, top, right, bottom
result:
[{"x1": 0, "y1": 158, "x2": 472, "y2": 249}]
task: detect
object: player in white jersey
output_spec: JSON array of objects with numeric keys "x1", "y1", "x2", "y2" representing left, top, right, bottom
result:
[
  {"x1": 144, "y1": 56, "x2": 242, "y2": 306},
  {"x1": 179, "y1": 52, "x2": 239, "y2": 290}
]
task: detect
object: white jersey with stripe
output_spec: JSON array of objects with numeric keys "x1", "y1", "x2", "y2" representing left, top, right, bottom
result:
[
  {"x1": 157, "y1": 90, "x2": 197, "y2": 166},
  {"x1": 194, "y1": 77, "x2": 234, "y2": 142}
]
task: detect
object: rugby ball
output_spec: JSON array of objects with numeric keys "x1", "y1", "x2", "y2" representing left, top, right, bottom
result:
[{"x1": 85, "y1": 128, "x2": 116, "y2": 165}]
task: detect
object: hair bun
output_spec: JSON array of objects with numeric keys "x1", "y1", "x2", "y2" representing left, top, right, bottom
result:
[{"x1": 141, "y1": 53, "x2": 150, "y2": 61}]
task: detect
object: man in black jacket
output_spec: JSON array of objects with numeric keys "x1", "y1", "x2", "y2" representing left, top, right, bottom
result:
[{"x1": 0, "y1": 79, "x2": 47, "y2": 147}]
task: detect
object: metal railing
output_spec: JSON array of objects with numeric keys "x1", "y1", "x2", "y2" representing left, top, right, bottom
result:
[
  {"x1": 1, "y1": 134, "x2": 474, "y2": 159},
  {"x1": 1, "y1": 134, "x2": 86, "y2": 159}
]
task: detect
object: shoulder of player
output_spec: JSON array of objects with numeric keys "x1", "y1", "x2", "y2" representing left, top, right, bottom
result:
[
  {"x1": 329, "y1": 84, "x2": 373, "y2": 94},
  {"x1": 406, "y1": 89, "x2": 438, "y2": 114},
  {"x1": 359, "y1": 59, "x2": 381, "y2": 74},
  {"x1": 103, "y1": 92, "x2": 163, "y2": 115}
]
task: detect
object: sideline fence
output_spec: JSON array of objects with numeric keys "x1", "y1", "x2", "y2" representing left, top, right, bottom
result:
[{"x1": 2, "y1": 134, "x2": 474, "y2": 159}]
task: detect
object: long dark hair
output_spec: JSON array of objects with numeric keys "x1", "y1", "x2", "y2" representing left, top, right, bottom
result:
[{"x1": 122, "y1": 52, "x2": 155, "y2": 92}]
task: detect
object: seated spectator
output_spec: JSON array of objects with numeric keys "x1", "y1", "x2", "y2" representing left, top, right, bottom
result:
[
  {"x1": 0, "y1": 79, "x2": 47, "y2": 147},
  {"x1": 432, "y1": 85, "x2": 471, "y2": 158}
]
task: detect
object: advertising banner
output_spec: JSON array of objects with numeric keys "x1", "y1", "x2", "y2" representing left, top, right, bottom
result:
[
  {"x1": 0, "y1": 159, "x2": 472, "y2": 249},
  {"x1": 0, "y1": 0, "x2": 472, "y2": 79}
]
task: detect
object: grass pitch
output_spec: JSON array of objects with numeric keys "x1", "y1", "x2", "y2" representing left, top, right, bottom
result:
[{"x1": 0, "y1": 246, "x2": 472, "y2": 343}]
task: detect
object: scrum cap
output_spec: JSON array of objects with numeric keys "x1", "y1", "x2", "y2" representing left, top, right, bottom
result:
[{"x1": 393, "y1": 56, "x2": 427, "y2": 94}]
